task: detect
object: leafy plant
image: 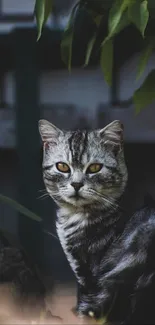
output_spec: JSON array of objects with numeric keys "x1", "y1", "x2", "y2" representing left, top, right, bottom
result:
[
  {"x1": 0, "y1": 194, "x2": 59, "y2": 240},
  {"x1": 0, "y1": 194, "x2": 42, "y2": 222},
  {"x1": 34, "y1": 0, "x2": 155, "y2": 113}
]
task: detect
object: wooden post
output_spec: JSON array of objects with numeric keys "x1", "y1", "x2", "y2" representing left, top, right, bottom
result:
[{"x1": 13, "y1": 28, "x2": 44, "y2": 270}]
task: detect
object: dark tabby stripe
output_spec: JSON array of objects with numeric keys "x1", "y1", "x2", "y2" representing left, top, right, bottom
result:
[
  {"x1": 43, "y1": 165, "x2": 53, "y2": 171},
  {"x1": 68, "y1": 131, "x2": 88, "y2": 164},
  {"x1": 79, "y1": 131, "x2": 88, "y2": 161}
]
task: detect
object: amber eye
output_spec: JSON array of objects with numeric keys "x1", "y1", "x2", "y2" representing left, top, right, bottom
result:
[
  {"x1": 56, "y1": 162, "x2": 70, "y2": 173},
  {"x1": 86, "y1": 163, "x2": 103, "y2": 174}
]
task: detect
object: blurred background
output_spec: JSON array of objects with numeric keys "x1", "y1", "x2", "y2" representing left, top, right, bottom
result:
[{"x1": 1, "y1": 0, "x2": 155, "y2": 291}]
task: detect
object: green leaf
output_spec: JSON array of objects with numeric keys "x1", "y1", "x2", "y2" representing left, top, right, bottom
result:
[
  {"x1": 0, "y1": 194, "x2": 42, "y2": 222},
  {"x1": 133, "y1": 69, "x2": 155, "y2": 114},
  {"x1": 108, "y1": 0, "x2": 130, "y2": 36},
  {"x1": 128, "y1": 0, "x2": 149, "y2": 37},
  {"x1": 35, "y1": 0, "x2": 44, "y2": 41},
  {"x1": 84, "y1": 33, "x2": 97, "y2": 66},
  {"x1": 61, "y1": 3, "x2": 78, "y2": 72},
  {"x1": 34, "y1": 0, "x2": 53, "y2": 41},
  {"x1": 112, "y1": 8, "x2": 130, "y2": 35},
  {"x1": 44, "y1": 0, "x2": 53, "y2": 26},
  {"x1": 100, "y1": 38, "x2": 113, "y2": 86},
  {"x1": 137, "y1": 38, "x2": 154, "y2": 80}
]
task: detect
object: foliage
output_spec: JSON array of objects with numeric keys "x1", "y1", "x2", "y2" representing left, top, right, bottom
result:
[
  {"x1": 34, "y1": 0, "x2": 53, "y2": 41},
  {"x1": 34, "y1": 0, "x2": 155, "y2": 113},
  {"x1": 0, "y1": 194, "x2": 42, "y2": 222},
  {"x1": 0, "y1": 194, "x2": 59, "y2": 241},
  {"x1": 134, "y1": 69, "x2": 155, "y2": 114}
]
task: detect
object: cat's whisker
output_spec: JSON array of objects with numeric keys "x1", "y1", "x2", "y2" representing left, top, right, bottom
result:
[
  {"x1": 88, "y1": 189, "x2": 114, "y2": 204},
  {"x1": 90, "y1": 189, "x2": 119, "y2": 207},
  {"x1": 100, "y1": 195, "x2": 124, "y2": 212},
  {"x1": 43, "y1": 229, "x2": 59, "y2": 240},
  {"x1": 88, "y1": 189, "x2": 118, "y2": 211},
  {"x1": 37, "y1": 193, "x2": 49, "y2": 200}
]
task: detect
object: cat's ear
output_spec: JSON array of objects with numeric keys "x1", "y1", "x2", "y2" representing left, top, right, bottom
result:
[
  {"x1": 38, "y1": 119, "x2": 62, "y2": 143},
  {"x1": 99, "y1": 120, "x2": 124, "y2": 153}
]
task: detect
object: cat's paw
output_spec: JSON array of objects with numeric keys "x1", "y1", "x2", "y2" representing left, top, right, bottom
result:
[
  {"x1": 73, "y1": 305, "x2": 108, "y2": 325},
  {"x1": 72, "y1": 305, "x2": 84, "y2": 318},
  {"x1": 75, "y1": 288, "x2": 115, "y2": 322},
  {"x1": 76, "y1": 302, "x2": 105, "y2": 320}
]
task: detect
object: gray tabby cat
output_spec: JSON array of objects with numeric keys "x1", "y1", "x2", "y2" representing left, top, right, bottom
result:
[{"x1": 39, "y1": 119, "x2": 155, "y2": 324}]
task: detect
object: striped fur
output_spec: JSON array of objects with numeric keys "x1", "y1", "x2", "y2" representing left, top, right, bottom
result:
[{"x1": 39, "y1": 119, "x2": 155, "y2": 324}]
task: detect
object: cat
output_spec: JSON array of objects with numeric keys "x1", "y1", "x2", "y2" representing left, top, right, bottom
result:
[{"x1": 39, "y1": 118, "x2": 155, "y2": 324}]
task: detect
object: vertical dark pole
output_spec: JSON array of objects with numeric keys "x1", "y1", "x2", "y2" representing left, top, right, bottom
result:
[{"x1": 13, "y1": 28, "x2": 44, "y2": 270}]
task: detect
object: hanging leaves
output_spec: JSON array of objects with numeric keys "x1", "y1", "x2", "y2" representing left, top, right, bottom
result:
[
  {"x1": 0, "y1": 194, "x2": 42, "y2": 222},
  {"x1": 133, "y1": 70, "x2": 155, "y2": 114},
  {"x1": 100, "y1": 38, "x2": 114, "y2": 86},
  {"x1": 31, "y1": 0, "x2": 154, "y2": 112},
  {"x1": 128, "y1": 0, "x2": 149, "y2": 37},
  {"x1": 84, "y1": 33, "x2": 97, "y2": 66},
  {"x1": 111, "y1": 8, "x2": 130, "y2": 35},
  {"x1": 108, "y1": 0, "x2": 130, "y2": 37},
  {"x1": 99, "y1": 0, "x2": 130, "y2": 86},
  {"x1": 84, "y1": 10, "x2": 103, "y2": 67},
  {"x1": 137, "y1": 38, "x2": 154, "y2": 80},
  {"x1": 61, "y1": 3, "x2": 79, "y2": 72},
  {"x1": 34, "y1": 0, "x2": 53, "y2": 41}
]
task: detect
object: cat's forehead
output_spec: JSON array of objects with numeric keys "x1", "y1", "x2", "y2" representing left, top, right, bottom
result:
[{"x1": 52, "y1": 130, "x2": 106, "y2": 164}]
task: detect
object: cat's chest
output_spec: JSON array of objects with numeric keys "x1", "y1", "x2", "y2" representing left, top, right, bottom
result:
[
  {"x1": 56, "y1": 213, "x2": 89, "y2": 284},
  {"x1": 56, "y1": 214, "x2": 88, "y2": 254},
  {"x1": 56, "y1": 211, "x2": 113, "y2": 266}
]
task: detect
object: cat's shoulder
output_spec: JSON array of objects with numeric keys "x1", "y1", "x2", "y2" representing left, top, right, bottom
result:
[
  {"x1": 126, "y1": 194, "x2": 155, "y2": 227},
  {"x1": 119, "y1": 195, "x2": 155, "y2": 246}
]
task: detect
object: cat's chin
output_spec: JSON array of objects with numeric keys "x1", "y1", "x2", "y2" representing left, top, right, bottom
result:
[
  {"x1": 58, "y1": 194, "x2": 92, "y2": 208},
  {"x1": 51, "y1": 196, "x2": 86, "y2": 208},
  {"x1": 66, "y1": 197, "x2": 88, "y2": 207}
]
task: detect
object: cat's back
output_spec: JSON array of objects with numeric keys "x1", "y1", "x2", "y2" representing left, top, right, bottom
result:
[
  {"x1": 124, "y1": 195, "x2": 155, "y2": 239},
  {"x1": 119, "y1": 197, "x2": 155, "y2": 267},
  {"x1": 101, "y1": 198, "x2": 155, "y2": 286}
]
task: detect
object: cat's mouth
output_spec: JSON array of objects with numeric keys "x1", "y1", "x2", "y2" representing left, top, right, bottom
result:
[{"x1": 69, "y1": 192, "x2": 84, "y2": 200}]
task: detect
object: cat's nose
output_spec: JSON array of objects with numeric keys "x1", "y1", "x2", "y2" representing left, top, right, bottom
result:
[{"x1": 71, "y1": 182, "x2": 84, "y2": 192}]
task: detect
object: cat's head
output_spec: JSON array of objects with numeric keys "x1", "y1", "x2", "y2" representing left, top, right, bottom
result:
[{"x1": 39, "y1": 119, "x2": 128, "y2": 210}]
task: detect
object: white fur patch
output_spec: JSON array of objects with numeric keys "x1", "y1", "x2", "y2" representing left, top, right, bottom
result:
[
  {"x1": 56, "y1": 221, "x2": 83, "y2": 284},
  {"x1": 56, "y1": 209, "x2": 89, "y2": 285},
  {"x1": 124, "y1": 229, "x2": 138, "y2": 249}
]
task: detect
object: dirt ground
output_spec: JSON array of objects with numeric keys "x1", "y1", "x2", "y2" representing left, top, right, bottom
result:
[{"x1": 0, "y1": 283, "x2": 98, "y2": 324}]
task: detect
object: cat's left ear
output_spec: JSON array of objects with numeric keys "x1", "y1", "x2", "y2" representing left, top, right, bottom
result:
[
  {"x1": 99, "y1": 120, "x2": 124, "y2": 153},
  {"x1": 38, "y1": 119, "x2": 62, "y2": 143}
]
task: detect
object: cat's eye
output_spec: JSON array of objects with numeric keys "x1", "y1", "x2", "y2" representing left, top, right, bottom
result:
[
  {"x1": 56, "y1": 162, "x2": 70, "y2": 173},
  {"x1": 86, "y1": 163, "x2": 103, "y2": 174}
]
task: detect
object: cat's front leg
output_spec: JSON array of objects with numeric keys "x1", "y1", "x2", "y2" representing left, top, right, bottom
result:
[{"x1": 75, "y1": 284, "x2": 112, "y2": 320}]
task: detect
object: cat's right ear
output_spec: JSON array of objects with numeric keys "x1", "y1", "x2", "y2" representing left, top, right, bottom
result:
[
  {"x1": 99, "y1": 120, "x2": 124, "y2": 154},
  {"x1": 38, "y1": 119, "x2": 62, "y2": 144}
]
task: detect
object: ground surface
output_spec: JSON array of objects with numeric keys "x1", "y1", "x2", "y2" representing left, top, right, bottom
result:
[{"x1": 0, "y1": 283, "x2": 97, "y2": 324}]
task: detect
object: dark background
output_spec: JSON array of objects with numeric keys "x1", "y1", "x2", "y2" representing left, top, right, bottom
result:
[{"x1": 0, "y1": 4, "x2": 155, "y2": 289}]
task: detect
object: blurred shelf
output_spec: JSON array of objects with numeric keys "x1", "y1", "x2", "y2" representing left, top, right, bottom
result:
[
  {"x1": 97, "y1": 104, "x2": 155, "y2": 144},
  {"x1": 0, "y1": 105, "x2": 91, "y2": 148},
  {"x1": 1, "y1": 104, "x2": 155, "y2": 148}
]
